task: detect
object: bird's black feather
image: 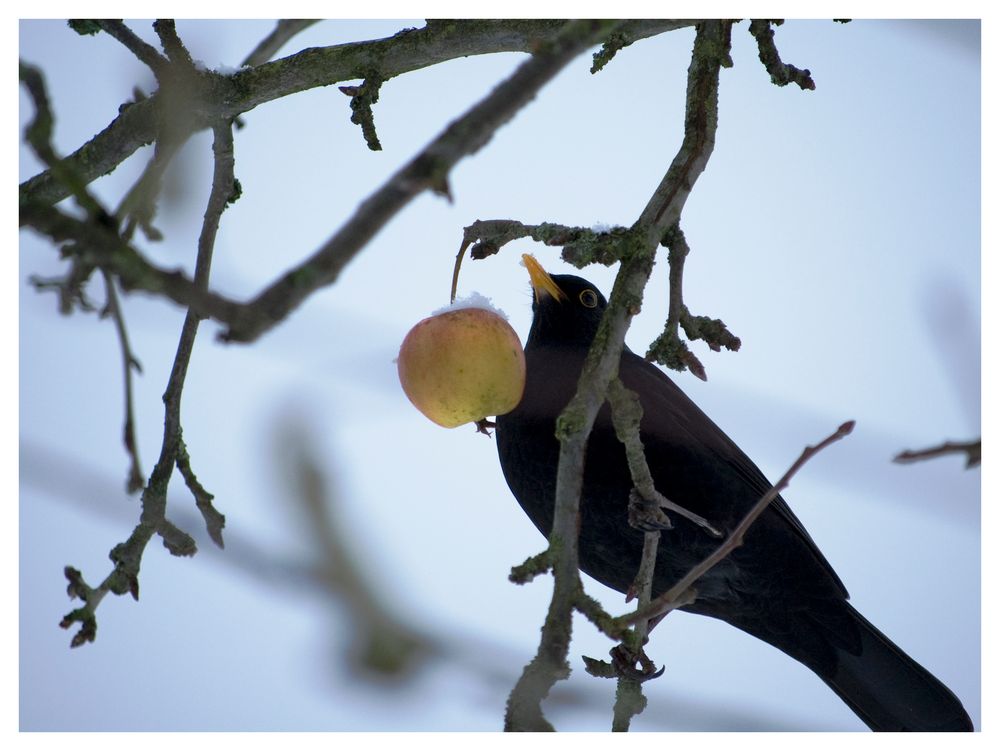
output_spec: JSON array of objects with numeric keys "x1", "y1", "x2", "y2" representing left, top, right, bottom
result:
[{"x1": 495, "y1": 272, "x2": 972, "y2": 731}]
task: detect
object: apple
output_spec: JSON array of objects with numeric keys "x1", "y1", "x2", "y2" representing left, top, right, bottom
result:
[{"x1": 397, "y1": 305, "x2": 526, "y2": 428}]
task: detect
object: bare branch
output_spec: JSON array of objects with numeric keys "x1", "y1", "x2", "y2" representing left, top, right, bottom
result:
[
  {"x1": 60, "y1": 121, "x2": 236, "y2": 646},
  {"x1": 21, "y1": 20, "x2": 695, "y2": 207},
  {"x1": 504, "y1": 20, "x2": 731, "y2": 732},
  {"x1": 241, "y1": 19, "x2": 319, "y2": 67},
  {"x1": 339, "y1": 77, "x2": 384, "y2": 151},
  {"x1": 20, "y1": 200, "x2": 245, "y2": 323},
  {"x1": 894, "y1": 439, "x2": 981, "y2": 469},
  {"x1": 622, "y1": 420, "x2": 855, "y2": 627},
  {"x1": 95, "y1": 20, "x2": 169, "y2": 77},
  {"x1": 221, "y1": 20, "x2": 629, "y2": 343},
  {"x1": 646, "y1": 224, "x2": 741, "y2": 379},
  {"x1": 748, "y1": 20, "x2": 816, "y2": 90},
  {"x1": 152, "y1": 19, "x2": 195, "y2": 68},
  {"x1": 18, "y1": 61, "x2": 108, "y2": 221},
  {"x1": 100, "y1": 271, "x2": 145, "y2": 493}
]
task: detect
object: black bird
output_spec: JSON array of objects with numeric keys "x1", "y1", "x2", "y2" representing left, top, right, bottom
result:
[{"x1": 495, "y1": 255, "x2": 973, "y2": 732}]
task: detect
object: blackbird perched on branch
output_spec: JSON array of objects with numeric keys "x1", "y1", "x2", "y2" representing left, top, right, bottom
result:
[{"x1": 495, "y1": 255, "x2": 972, "y2": 731}]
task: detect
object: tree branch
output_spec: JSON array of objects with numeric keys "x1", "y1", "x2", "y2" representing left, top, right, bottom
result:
[
  {"x1": 241, "y1": 19, "x2": 319, "y2": 67},
  {"x1": 748, "y1": 20, "x2": 816, "y2": 90},
  {"x1": 99, "y1": 271, "x2": 145, "y2": 494},
  {"x1": 20, "y1": 200, "x2": 245, "y2": 322},
  {"x1": 621, "y1": 420, "x2": 855, "y2": 627},
  {"x1": 219, "y1": 20, "x2": 630, "y2": 343},
  {"x1": 646, "y1": 224, "x2": 741, "y2": 380},
  {"x1": 21, "y1": 20, "x2": 695, "y2": 208},
  {"x1": 339, "y1": 76, "x2": 384, "y2": 151},
  {"x1": 95, "y1": 19, "x2": 169, "y2": 78},
  {"x1": 504, "y1": 20, "x2": 731, "y2": 732},
  {"x1": 894, "y1": 438, "x2": 981, "y2": 469},
  {"x1": 60, "y1": 121, "x2": 236, "y2": 647},
  {"x1": 607, "y1": 378, "x2": 722, "y2": 537},
  {"x1": 18, "y1": 60, "x2": 108, "y2": 220}
]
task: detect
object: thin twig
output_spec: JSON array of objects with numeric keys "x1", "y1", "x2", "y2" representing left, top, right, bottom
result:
[
  {"x1": 340, "y1": 77, "x2": 384, "y2": 151},
  {"x1": 172, "y1": 120, "x2": 237, "y2": 548},
  {"x1": 59, "y1": 121, "x2": 236, "y2": 646},
  {"x1": 96, "y1": 20, "x2": 169, "y2": 78},
  {"x1": 606, "y1": 520, "x2": 660, "y2": 731},
  {"x1": 748, "y1": 20, "x2": 816, "y2": 90},
  {"x1": 100, "y1": 271, "x2": 145, "y2": 494},
  {"x1": 19, "y1": 61, "x2": 108, "y2": 221},
  {"x1": 646, "y1": 224, "x2": 741, "y2": 380},
  {"x1": 621, "y1": 420, "x2": 855, "y2": 627},
  {"x1": 115, "y1": 127, "x2": 193, "y2": 242},
  {"x1": 894, "y1": 439, "x2": 981, "y2": 469},
  {"x1": 21, "y1": 200, "x2": 243, "y2": 323},
  {"x1": 241, "y1": 19, "x2": 319, "y2": 67}
]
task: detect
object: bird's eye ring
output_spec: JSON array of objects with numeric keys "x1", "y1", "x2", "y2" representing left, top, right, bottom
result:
[{"x1": 579, "y1": 289, "x2": 599, "y2": 308}]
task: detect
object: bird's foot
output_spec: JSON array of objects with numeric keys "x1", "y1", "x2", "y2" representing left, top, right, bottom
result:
[
  {"x1": 474, "y1": 419, "x2": 496, "y2": 436},
  {"x1": 609, "y1": 644, "x2": 665, "y2": 682},
  {"x1": 629, "y1": 488, "x2": 723, "y2": 538},
  {"x1": 628, "y1": 490, "x2": 673, "y2": 531}
]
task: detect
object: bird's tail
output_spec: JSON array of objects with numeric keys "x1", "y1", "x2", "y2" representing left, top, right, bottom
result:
[{"x1": 815, "y1": 603, "x2": 973, "y2": 731}]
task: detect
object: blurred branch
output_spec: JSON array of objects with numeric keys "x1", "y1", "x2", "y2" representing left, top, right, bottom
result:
[
  {"x1": 95, "y1": 19, "x2": 169, "y2": 78},
  {"x1": 21, "y1": 19, "x2": 694, "y2": 208},
  {"x1": 241, "y1": 19, "x2": 319, "y2": 67},
  {"x1": 894, "y1": 439, "x2": 981, "y2": 469},
  {"x1": 24, "y1": 439, "x2": 819, "y2": 730},
  {"x1": 19, "y1": 60, "x2": 109, "y2": 221},
  {"x1": 112, "y1": 95, "x2": 197, "y2": 243},
  {"x1": 99, "y1": 271, "x2": 145, "y2": 494},
  {"x1": 274, "y1": 414, "x2": 429, "y2": 677},
  {"x1": 20, "y1": 200, "x2": 246, "y2": 321}
]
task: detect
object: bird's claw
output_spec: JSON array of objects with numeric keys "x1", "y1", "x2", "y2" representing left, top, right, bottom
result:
[{"x1": 474, "y1": 419, "x2": 496, "y2": 436}]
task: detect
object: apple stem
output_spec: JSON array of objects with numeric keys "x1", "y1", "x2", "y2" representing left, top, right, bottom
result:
[{"x1": 450, "y1": 235, "x2": 474, "y2": 304}]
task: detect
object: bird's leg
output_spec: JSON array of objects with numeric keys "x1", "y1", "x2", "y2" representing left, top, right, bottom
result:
[{"x1": 474, "y1": 418, "x2": 496, "y2": 436}]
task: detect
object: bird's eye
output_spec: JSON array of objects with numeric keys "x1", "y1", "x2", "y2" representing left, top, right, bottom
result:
[{"x1": 579, "y1": 289, "x2": 599, "y2": 308}]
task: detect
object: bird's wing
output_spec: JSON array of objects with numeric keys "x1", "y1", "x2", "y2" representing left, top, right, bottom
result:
[{"x1": 617, "y1": 350, "x2": 849, "y2": 598}]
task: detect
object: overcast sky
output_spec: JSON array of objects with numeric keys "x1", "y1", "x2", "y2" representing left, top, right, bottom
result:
[{"x1": 19, "y1": 18, "x2": 981, "y2": 732}]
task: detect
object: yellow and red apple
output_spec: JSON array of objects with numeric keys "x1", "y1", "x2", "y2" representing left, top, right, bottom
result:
[{"x1": 397, "y1": 304, "x2": 525, "y2": 428}]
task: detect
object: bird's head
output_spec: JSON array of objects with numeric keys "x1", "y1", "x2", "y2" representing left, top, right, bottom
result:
[{"x1": 521, "y1": 254, "x2": 607, "y2": 348}]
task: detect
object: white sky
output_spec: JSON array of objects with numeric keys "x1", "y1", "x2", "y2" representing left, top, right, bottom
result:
[{"x1": 18, "y1": 18, "x2": 982, "y2": 733}]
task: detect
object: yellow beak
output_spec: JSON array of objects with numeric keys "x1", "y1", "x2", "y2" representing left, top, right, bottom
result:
[{"x1": 522, "y1": 254, "x2": 567, "y2": 304}]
